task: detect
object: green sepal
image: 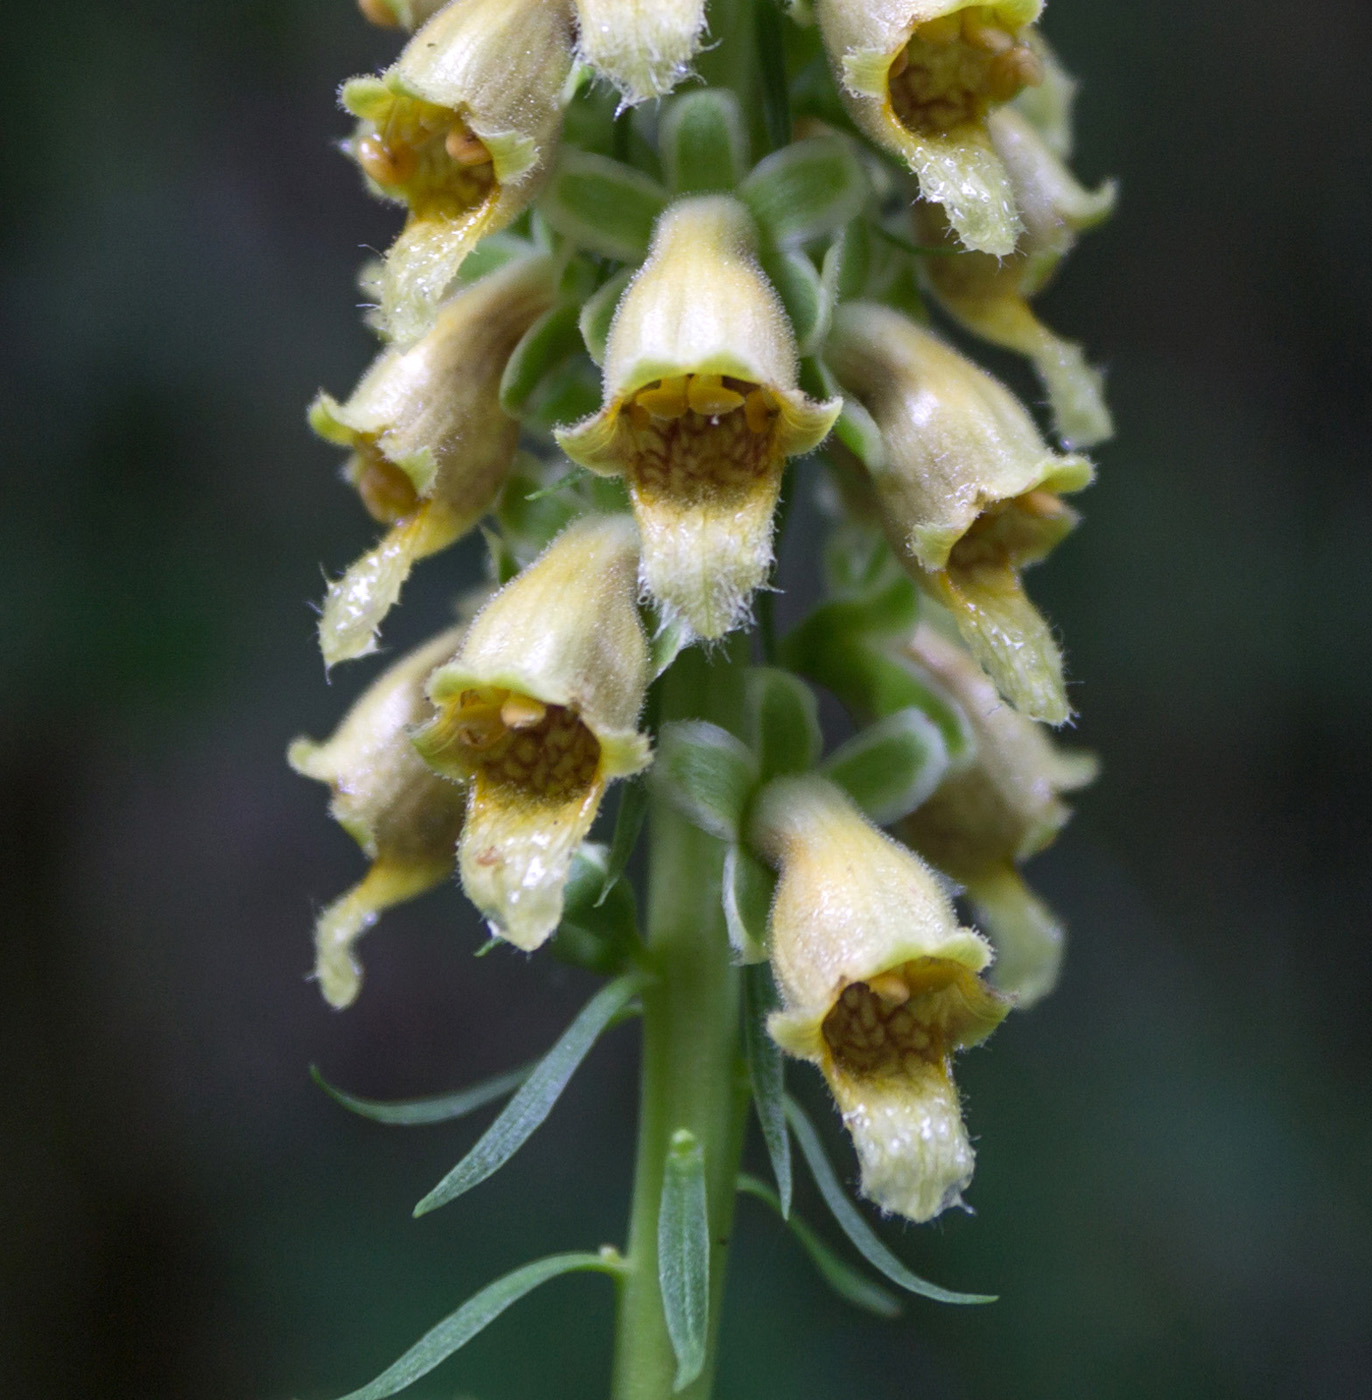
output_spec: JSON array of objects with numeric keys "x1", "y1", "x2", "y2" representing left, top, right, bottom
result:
[
  {"x1": 784, "y1": 1096, "x2": 995, "y2": 1306},
  {"x1": 735, "y1": 1175, "x2": 900, "y2": 1318},
  {"x1": 539, "y1": 151, "x2": 668, "y2": 262},
  {"x1": 759, "y1": 244, "x2": 830, "y2": 357},
  {"x1": 739, "y1": 136, "x2": 870, "y2": 247},
  {"x1": 599, "y1": 778, "x2": 649, "y2": 905},
  {"x1": 413, "y1": 973, "x2": 647, "y2": 1216},
  {"x1": 743, "y1": 666, "x2": 822, "y2": 782},
  {"x1": 824, "y1": 219, "x2": 871, "y2": 304},
  {"x1": 722, "y1": 841, "x2": 774, "y2": 964},
  {"x1": 743, "y1": 965, "x2": 791, "y2": 1216},
  {"x1": 552, "y1": 845, "x2": 642, "y2": 974},
  {"x1": 480, "y1": 524, "x2": 522, "y2": 585},
  {"x1": 579, "y1": 268, "x2": 634, "y2": 366},
  {"x1": 819, "y1": 707, "x2": 951, "y2": 825},
  {"x1": 330, "y1": 1251, "x2": 626, "y2": 1400},
  {"x1": 654, "y1": 721, "x2": 759, "y2": 843},
  {"x1": 660, "y1": 90, "x2": 750, "y2": 195},
  {"x1": 658, "y1": 1129, "x2": 710, "y2": 1393},
  {"x1": 310, "y1": 1062, "x2": 531, "y2": 1128},
  {"x1": 499, "y1": 301, "x2": 585, "y2": 414},
  {"x1": 813, "y1": 358, "x2": 886, "y2": 469}
]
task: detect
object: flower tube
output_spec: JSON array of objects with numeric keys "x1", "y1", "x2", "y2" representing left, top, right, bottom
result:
[
  {"x1": 311, "y1": 254, "x2": 559, "y2": 668},
  {"x1": 413, "y1": 514, "x2": 651, "y2": 950},
  {"x1": 289, "y1": 627, "x2": 467, "y2": 1009},
  {"x1": 815, "y1": 0, "x2": 1044, "y2": 254},
  {"x1": 343, "y1": 0, "x2": 574, "y2": 342},
  {"x1": 915, "y1": 106, "x2": 1118, "y2": 448},
  {"x1": 753, "y1": 774, "x2": 1007, "y2": 1222},
  {"x1": 558, "y1": 197, "x2": 840, "y2": 641},
  {"x1": 824, "y1": 300, "x2": 1093, "y2": 724},
  {"x1": 897, "y1": 621, "x2": 1097, "y2": 1004}
]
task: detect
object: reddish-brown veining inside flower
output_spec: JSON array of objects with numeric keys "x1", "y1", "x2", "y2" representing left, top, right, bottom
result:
[
  {"x1": 822, "y1": 966, "x2": 955, "y2": 1078},
  {"x1": 887, "y1": 5, "x2": 1042, "y2": 137},
  {"x1": 452, "y1": 688, "x2": 601, "y2": 805},
  {"x1": 622, "y1": 373, "x2": 780, "y2": 507}
]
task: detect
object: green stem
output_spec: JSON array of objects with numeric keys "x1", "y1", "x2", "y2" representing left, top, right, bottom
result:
[{"x1": 611, "y1": 645, "x2": 751, "y2": 1400}]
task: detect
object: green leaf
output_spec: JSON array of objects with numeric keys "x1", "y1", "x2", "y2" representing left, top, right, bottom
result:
[
  {"x1": 723, "y1": 842, "x2": 775, "y2": 964},
  {"x1": 654, "y1": 721, "x2": 759, "y2": 842},
  {"x1": 739, "y1": 136, "x2": 869, "y2": 247},
  {"x1": 414, "y1": 973, "x2": 646, "y2": 1216},
  {"x1": 553, "y1": 845, "x2": 641, "y2": 974},
  {"x1": 743, "y1": 965, "x2": 791, "y2": 1216},
  {"x1": 758, "y1": 244, "x2": 830, "y2": 356},
  {"x1": 813, "y1": 358, "x2": 886, "y2": 468},
  {"x1": 736, "y1": 1175, "x2": 900, "y2": 1318},
  {"x1": 579, "y1": 267, "x2": 635, "y2": 366},
  {"x1": 539, "y1": 151, "x2": 667, "y2": 262},
  {"x1": 754, "y1": 0, "x2": 793, "y2": 154},
  {"x1": 494, "y1": 457, "x2": 578, "y2": 565},
  {"x1": 498, "y1": 301, "x2": 585, "y2": 414},
  {"x1": 599, "y1": 778, "x2": 648, "y2": 904},
  {"x1": 820, "y1": 707, "x2": 951, "y2": 825},
  {"x1": 824, "y1": 219, "x2": 871, "y2": 303},
  {"x1": 331, "y1": 1251, "x2": 623, "y2": 1400},
  {"x1": 743, "y1": 667, "x2": 822, "y2": 781},
  {"x1": 310, "y1": 1063, "x2": 531, "y2": 1128},
  {"x1": 660, "y1": 90, "x2": 749, "y2": 194},
  {"x1": 658, "y1": 1129, "x2": 710, "y2": 1392},
  {"x1": 784, "y1": 1096, "x2": 996, "y2": 1305}
]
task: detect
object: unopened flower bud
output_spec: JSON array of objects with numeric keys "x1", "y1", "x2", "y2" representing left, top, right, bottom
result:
[
  {"x1": 897, "y1": 621, "x2": 1096, "y2": 1003},
  {"x1": 289, "y1": 627, "x2": 467, "y2": 1009},
  {"x1": 574, "y1": 0, "x2": 708, "y2": 105},
  {"x1": 753, "y1": 775, "x2": 1007, "y2": 1222},
  {"x1": 824, "y1": 301, "x2": 1093, "y2": 724},
  {"x1": 815, "y1": 0, "x2": 1044, "y2": 254},
  {"x1": 915, "y1": 106, "x2": 1118, "y2": 448},
  {"x1": 343, "y1": 0, "x2": 574, "y2": 342},
  {"x1": 413, "y1": 514, "x2": 651, "y2": 950},
  {"x1": 558, "y1": 197, "x2": 840, "y2": 641},
  {"x1": 311, "y1": 254, "x2": 559, "y2": 668}
]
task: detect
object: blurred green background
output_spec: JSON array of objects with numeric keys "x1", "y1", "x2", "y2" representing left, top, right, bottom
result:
[{"x1": 3, "y1": 1, "x2": 1370, "y2": 1395}]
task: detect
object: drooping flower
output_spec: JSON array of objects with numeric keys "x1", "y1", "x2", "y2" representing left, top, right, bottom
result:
[
  {"x1": 412, "y1": 514, "x2": 651, "y2": 950},
  {"x1": 288, "y1": 627, "x2": 467, "y2": 1009},
  {"x1": 558, "y1": 197, "x2": 840, "y2": 641},
  {"x1": 915, "y1": 105, "x2": 1118, "y2": 448},
  {"x1": 342, "y1": 0, "x2": 574, "y2": 342},
  {"x1": 824, "y1": 300, "x2": 1093, "y2": 724},
  {"x1": 573, "y1": 0, "x2": 708, "y2": 105},
  {"x1": 815, "y1": 0, "x2": 1044, "y2": 254},
  {"x1": 311, "y1": 253, "x2": 559, "y2": 668},
  {"x1": 897, "y1": 620, "x2": 1097, "y2": 1004},
  {"x1": 752, "y1": 774, "x2": 1008, "y2": 1222}
]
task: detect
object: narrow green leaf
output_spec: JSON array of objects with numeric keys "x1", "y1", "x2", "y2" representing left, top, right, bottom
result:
[
  {"x1": 739, "y1": 136, "x2": 869, "y2": 247},
  {"x1": 723, "y1": 842, "x2": 774, "y2": 964},
  {"x1": 579, "y1": 268, "x2": 634, "y2": 366},
  {"x1": 654, "y1": 721, "x2": 759, "y2": 842},
  {"x1": 539, "y1": 151, "x2": 667, "y2": 262},
  {"x1": 824, "y1": 219, "x2": 871, "y2": 303},
  {"x1": 743, "y1": 667, "x2": 822, "y2": 781},
  {"x1": 759, "y1": 244, "x2": 830, "y2": 356},
  {"x1": 820, "y1": 707, "x2": 950, "y2": 825},
  {"x1": 755, "y1": 0, "x2": 793, "y2": 154},
  {"x1": 498, "y1": 301, "x2": 584, "y2": 414},
  {"x1": 414, "y1": 974, "x2": 646, "y2": 1216},
  {"x1": 332, "y1": 1251, "x2": 623, "y2": 1400},
  {"x1": 784, "y1": 1096, "x2": 996, "y2": 1305},
  {"x1": 743, "y1": 965, "x2": 791, "y2": 1216},
  {"x1": 310, "y1": 1063, "x2": 531, "y2": 1128},
  {"x1": 649, "y1": 614, "x2": 690, "y2": 680},
  {"x1": 659, "y1": 1130, "x2": 709, "y2": 1392},
  {"x1": 660, "y1": 90, "x2": 749, "y2": 194},
  {"x1": 599, "y1": 778, "x2": 649, "y2": 904},
  {"x1": 736, "y1": 1175, "x2": 900, "y2": 1318}
]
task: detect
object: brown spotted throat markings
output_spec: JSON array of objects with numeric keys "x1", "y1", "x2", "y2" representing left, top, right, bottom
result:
[{"x1": 453, "y1": 689, "x2": 602, "y2": 806}]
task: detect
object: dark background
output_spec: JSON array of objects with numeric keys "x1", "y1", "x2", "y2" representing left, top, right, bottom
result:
[{"x1": 3, "y1": 1, "x2": 1369, "y2": 1396}]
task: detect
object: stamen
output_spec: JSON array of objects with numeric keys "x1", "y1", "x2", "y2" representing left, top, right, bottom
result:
[
  {"x1": 500, "y1": 694, "x2": 548, "y2": 730},
  {"x1": 351, "y1": 441, "x2": 422, "y2": 523},
  {"x1": 356, "y1": 134, "x2": 416, "y2": 187},
  {"x1": 445, "y1": 125, "x2": 493, "y2": 167},
  {"x1": 636, "y1": 376, "x2": 690, "y2": 420},
  {"x1": 687, "y1": 375, "x2": 746, "y2": 417}
]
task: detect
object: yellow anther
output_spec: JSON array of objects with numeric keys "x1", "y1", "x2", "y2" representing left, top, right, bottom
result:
[
  {"x1": 500, "y1": 694, "x2": 548, "y2": 730},
  {"x1": 636, "y1": 376, "x2": 690, "y2": 419},
  {"x1": 963, "y1": 18, "x2": 1014, "y2": 54},
  {"x1": 1017, "y1": 489, "x2": 1066, "y2": 519},
  {"x1": 687, "y1": 374, "x2": 746, "y2": 417},
  {"x1": 868, "y1": 971, "x2": 912, "y2": 1005},
  {"x1": 355, "y1": 134, "x2": 416, "y2": 187},
  {"x1": 445, "y1": 125, "x2": 493, "y2": 167},
  {"x1": 743, "y1": 388, "x2": 775, "y2": 435}
]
